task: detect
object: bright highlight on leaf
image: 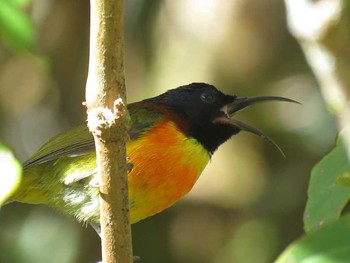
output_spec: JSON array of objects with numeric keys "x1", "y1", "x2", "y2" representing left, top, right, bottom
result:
[{"x1": 0, "y1": 143, "x2": 22, "y2": 205}]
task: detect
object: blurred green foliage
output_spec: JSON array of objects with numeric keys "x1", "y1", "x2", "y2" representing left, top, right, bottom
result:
[{"x1": 0, "y1": 0, "x2": 34, "y2": 52}]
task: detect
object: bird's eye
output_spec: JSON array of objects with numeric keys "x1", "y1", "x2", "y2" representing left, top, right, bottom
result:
[{"x1": 200, "y1": 92, "x2": 216, "y2": 103}]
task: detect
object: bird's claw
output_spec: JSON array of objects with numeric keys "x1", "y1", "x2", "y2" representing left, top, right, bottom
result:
[
  {"x1": 127, "y1": 162, "x2": 134, "y2": 173},
  {"x1": 126, "y1": 156, "x2": 134, "y2": 173},
  {"x1": 89, "y1": 177, "x2": 105, "y2": 188}
]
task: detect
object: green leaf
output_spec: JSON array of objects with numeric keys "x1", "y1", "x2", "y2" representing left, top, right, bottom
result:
[
  {"x1": 276, "y1": 214, "x2": 350, "y2": 263},
  {"x1": 304, "y1": 142, "x2": 350, "y2": 233},
  {"x1": 0, "y1": 0, "x2": 35, "y2": 52},
  {"x1": 0, "y1": 143, "x2": 22, "y2": 205}
]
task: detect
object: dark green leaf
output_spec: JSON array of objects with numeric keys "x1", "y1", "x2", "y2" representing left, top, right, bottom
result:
[{"x1": 304, "y1": 142, "x2": 350, "y2": 233}]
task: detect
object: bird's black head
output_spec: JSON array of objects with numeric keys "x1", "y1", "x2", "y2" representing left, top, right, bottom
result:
[{"x1": 144, "y1": 83, "x2": 298, "y2": 154}]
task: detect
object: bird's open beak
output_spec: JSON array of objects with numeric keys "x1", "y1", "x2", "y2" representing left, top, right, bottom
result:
[{"x1": 224, "y1": 96, "x2": 299, "y2": 156}]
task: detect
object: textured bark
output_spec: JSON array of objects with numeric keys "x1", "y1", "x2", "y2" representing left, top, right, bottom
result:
[{"x1": 85, "y1": 0, "x2": 132, "y2": 262}]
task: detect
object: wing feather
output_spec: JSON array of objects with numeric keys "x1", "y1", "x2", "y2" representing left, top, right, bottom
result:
[{"x1": 23, "y1": 104, "x2": 164, "y2": 169}]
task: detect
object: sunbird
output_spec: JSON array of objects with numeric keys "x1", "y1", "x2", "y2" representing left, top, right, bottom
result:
[{"x1": 8, "y1": 83, "x2": 297, "y2": 233}]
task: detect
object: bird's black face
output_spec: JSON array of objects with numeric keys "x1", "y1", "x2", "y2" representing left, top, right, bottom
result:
[
  {"x1": 146, "y1": 83, "x2": 298, "y2": 154},
  {"x1": 147, "y1": 83, "x2": 235, "y2": 125}
]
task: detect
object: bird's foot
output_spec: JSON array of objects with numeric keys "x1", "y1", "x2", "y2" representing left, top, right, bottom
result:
[
  {"x1": 126, "y1": 156, "x2": 134, "y2": 173},
  {"x1": 89, "y1": 176, "x2": 105, "y2": 188}
]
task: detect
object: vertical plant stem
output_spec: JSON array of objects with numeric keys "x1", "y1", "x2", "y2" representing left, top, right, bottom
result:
[{"x1": 85, "y1": 0, "x2": 132, "y2": 262}]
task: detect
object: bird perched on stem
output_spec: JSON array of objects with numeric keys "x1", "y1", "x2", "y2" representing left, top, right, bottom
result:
[{"x1": 9, "y1": 82, "x2": 298, "y2": 233}]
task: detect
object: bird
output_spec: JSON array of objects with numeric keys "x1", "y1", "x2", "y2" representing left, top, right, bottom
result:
[{"x1": 8, "y1": 82, "x2": 297, "y2": 234}]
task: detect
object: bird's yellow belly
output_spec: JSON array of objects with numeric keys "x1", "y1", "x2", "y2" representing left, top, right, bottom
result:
[{"x1": 127, "y1": 121, "x2": 210, "y2": 223}]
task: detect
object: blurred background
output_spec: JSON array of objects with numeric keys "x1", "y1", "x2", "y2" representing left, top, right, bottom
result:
[{"x1": 0, "y1": 0, "x2": 338, "y2": 262}]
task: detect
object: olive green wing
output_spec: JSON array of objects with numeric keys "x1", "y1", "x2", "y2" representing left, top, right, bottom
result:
[
  {"x1": 128, "y1": 104, "x2": 164, "y2": 140},
  {"x1": 23, "y1": 105, "x2": 164, "y2": 169},
  {"x1": 23, "y1": 124, "x2": 95, "y2": 169}
]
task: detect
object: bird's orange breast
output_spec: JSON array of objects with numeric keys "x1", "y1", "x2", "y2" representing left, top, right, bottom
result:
[{"x1": 127, "y1": 120, "x2": 210, "y2": 223}]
